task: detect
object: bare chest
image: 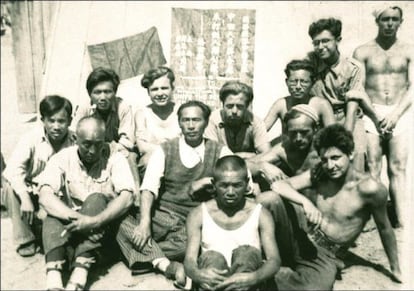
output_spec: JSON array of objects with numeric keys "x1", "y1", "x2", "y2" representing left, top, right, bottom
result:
[
  {"x1": 366, "y1": 48, "x2": 408, "y2": 74},
  {"x1": 315, "y1": 184, "x2": 365, "y2": 221}
]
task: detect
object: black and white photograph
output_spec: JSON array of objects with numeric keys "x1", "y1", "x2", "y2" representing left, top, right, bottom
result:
[{"x1": 1, "y1": 1, "x2": 413, "y2": 290}]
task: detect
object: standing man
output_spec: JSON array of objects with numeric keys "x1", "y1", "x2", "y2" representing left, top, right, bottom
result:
[
  {"x1": 353, "y1": 6, "x2": 412, "y2": 228},
  {"x1": 3, "y1": 95, "x2": 75, "y2": 257},
  {"x1": 265, "y1": 124, "x2": 401, "y2": 289},
  {"x1": 116, "y1": 101, "x2": 234, "y2": 288},
  {"x1": 38, "y1": 116, "x2": 135, "y2": 290},
  {"x1": 185, "y1": 155, "x2": 280, "y2": 290},
  {"x1": 204, "y1": 81, "x2": 271, "y2": 159},
  {"x1": 307, "y1": 18, "x2": 380, "y2": 171}
]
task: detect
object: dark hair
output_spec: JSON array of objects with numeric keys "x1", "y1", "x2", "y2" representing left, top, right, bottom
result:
[
  {"x1": 141, "y1": 66, "x2": 175, "y2": 89},
  {"x1": 308, "y1": 18, "x2": 342, "y2": 39},
  {"x1": 177, "y1": 100, "x2": 211, "y2": 121},
  {"x1": 39, "y1": 95, "x2": 73, "y2": 119},
  {"x1": 283, "y1": 108, "x2": 317, "y2": 129},
  {"x1": 313, "y1": 124, "x2": 354, "y2": 155},
  {"x1": 213, "y1": 155, "x2": 248, "y2": 181},
  {"x1": 376, "y1": 6, "x2": 403, "y2": 22},
  {"x1": 86, "y1": 67, "x2": 120, "y2": 95},
  {"x1": 219, "y1": 81, "x2": 253, "y2": 105},
  {"x1": 284, "y1": 59, "x2": 316, "y2": 80}
]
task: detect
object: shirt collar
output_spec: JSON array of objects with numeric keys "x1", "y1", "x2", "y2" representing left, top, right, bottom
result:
[
  {"x1": 179, "y1": 135, "x2": 205, "y2": 153},
  {"x1": 90, "y1": 97, "x2": 117, "y2": 114},
  {"x1": 38, "y1": 126, "x2": 75, "y2": 147}
]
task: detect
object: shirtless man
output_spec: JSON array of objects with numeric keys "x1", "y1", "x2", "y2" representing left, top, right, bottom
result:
[
  {"x1": 266, "y1": 124, "x2": 401, "y2": 289},
  {"x1": 185, "y1": 155, "x2": 280, "y2": 290},
  {"x1": 264, "y1": 59, "x2": 335, "y2": 133},
  {"x1": 353, "y1": 6, "x2": 412, "y2": 228},
  {"x1": 248, "y1": 105, "x2": 320, "y2": 184}
]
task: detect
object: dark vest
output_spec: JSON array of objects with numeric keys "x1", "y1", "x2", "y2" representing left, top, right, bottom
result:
[{"x1": 159, "y1": 138, "x2": 223, "y2": 217}]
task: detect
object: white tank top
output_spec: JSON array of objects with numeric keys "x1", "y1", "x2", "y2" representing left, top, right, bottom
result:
[{"x1": 201, "y1": 203, "x2": 262, "y2": 267}]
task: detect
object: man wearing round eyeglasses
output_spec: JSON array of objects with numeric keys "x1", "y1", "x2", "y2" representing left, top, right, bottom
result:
[
  {"x1": 353, "y1": 6, "x2": 412, "y2": 228},
  {"x1": 306, "y1": 18, "x2": 380, "y2": 172},
  {"x1": 264, "y1": 59, "x2": 335, "y2": 134}
]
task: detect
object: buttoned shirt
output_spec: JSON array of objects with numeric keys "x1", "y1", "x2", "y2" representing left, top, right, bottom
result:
[
  {"x1": 204, "y1": 109, "x2": 269, "y2": 153},
  {"x1": 73, "y1": 97, "x2": 134, "y2": 150},
  {"x1": 3, "y1": 126, "x2": 75, "y2": 197},
  {"x1": 308, "y1": 52, "x2": 364, "y2": 109},
  {"x1": 141, "y1": 137, "x2": 233, "y2": 198},
  {"x1": 37, "y1": 145, "x2": 135, "y2": 208}
]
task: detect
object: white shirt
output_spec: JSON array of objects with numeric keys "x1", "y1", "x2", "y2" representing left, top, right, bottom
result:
[{"x1": 141, "y1": 137, "x2": 233, "y2": 198}]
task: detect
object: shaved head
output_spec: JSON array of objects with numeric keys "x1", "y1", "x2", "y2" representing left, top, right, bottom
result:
[
  {"x1": 76, "y1": 116, "x2": 106, "y2": 140},
  {"x1": 213, "y1": 155, "x2": 248, "y2": 181}
]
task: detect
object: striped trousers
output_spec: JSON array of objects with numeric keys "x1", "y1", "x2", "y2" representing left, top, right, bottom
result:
[{"x1": 116, "y1": 206, "x2": 187, "y2": 268}]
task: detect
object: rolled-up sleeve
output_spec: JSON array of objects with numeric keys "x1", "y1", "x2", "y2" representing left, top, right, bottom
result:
[
  {"x1": 37, "y1": 154, "x2": 65, "y2": 195},
  {"x1": 110, "y1": 152, "x2": 135, "y2": 194},
  {"x1": 140, "y1": 146, "x2": 165, "y2": 199},
  {"x1": 3, "y1": 136, "x2": 33, "y2": 196},
  {"x1": 117, "y1": 101, "x2": 135, "y2": 150}
]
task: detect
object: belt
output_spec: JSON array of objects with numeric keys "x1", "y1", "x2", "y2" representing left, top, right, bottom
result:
[{"x1": 307, "y1": 228, "x2": 343, "y2": 254}]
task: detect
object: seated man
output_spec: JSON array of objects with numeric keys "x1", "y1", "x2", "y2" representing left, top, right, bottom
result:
[
  {"x1": 116, "y1": 101, "x2": 234, "y2": 287},
  {"x1": 184, "y1": 155, "x2": 280, "y2": 290},
  {"x1": 259, "y1": 124, "x2": 401, "y2": 290},
  {"x1": 3, "y1": 95, "x2": 75, "y2": 257},
  {"x1": 248, "y1": 105, "x2": 321, "y2": 185},
  {"x1": 264, "y1": 59, "x2": 335, "y2": 134},
  {"x1": 204, "y1": 81, "x2": 271, "y2": 159},
  {"x1": 72, "y1": 67, "x2": 140, "y2": 195},
  {"x1": 37, "y1": 116, "x2": 135, "y2": 290}
]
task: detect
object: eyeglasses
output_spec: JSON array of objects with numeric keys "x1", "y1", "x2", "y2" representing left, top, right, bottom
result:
[
  {"x1": 312, "y1": 38, "x2": 335, "y2": 47},
  {"x1": 287, "y1": 79, "x2": 312, "y2": 86}
]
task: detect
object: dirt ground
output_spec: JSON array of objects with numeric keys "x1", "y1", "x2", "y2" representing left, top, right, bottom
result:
[{"x1": 1, "y1": 24, "x2": 412, "y2": 290}]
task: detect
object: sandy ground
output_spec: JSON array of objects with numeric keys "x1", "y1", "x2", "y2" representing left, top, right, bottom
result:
[{"x1": 0, "y1": 25, "x2": 411, "y2": 290}]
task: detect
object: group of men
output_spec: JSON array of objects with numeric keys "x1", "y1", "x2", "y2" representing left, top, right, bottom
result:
[{"x1": 1, "y1": 5, "x2": 411, "y2": 290}]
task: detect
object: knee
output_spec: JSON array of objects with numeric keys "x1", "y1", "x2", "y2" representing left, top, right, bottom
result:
[
  {"x1": 232, "y1": 245, "x2": 261, "y2": 263},
  {"x1": 256, "y1": 191, "x2": 283, "y2": 208},
  {"x1": 198, "y1": 250, "x2": 228, "y2": 270},
  {"x1": 81, "y1": 193, "x2": 108, "y2": 215}
]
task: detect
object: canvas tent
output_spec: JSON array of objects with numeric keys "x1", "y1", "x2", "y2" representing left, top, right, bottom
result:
[{"x1": 9, "y1": 1, "x2": 414, "y2": 136}]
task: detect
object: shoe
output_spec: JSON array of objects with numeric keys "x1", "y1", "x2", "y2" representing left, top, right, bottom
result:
[{"x1": 17, "y1": 242, "x2": 36, "y2": 257}]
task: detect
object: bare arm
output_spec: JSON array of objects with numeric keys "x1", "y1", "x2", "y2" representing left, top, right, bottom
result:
[
  {"x1": 214, "y1": 208, "x2": 280, "y2": 290},
  {"x1": 271, "y1": 171, "x2": 322, "y2": 227},
  {"x1": 132, "y1": 190, "x2": 156, "y2": 250},
  {"x1": 252, "y1": 208, "x2": 280, "y2": 283},
  {"x1": 380, "y1": 47, "x2": 413, "y2": 132},
  {"x1": 317, "y1": 98, "x2": 336, "y2": 127},
  {"x1": 184, "y1": 207, "x2": 227, "y2": 289},
  {"x1": 93, "y1": 190, "x2": 133, "y2": 227},
  {"x1": 264, "y1": 99, "x2": 284, "y2": 131},
  {"x1": 344, "y1": 100, "x2": 359, "y2": 132},
  {"x1": 350, "y1": 49, "x2": 382, "y2": 126},
  {"x1": 363, "y1": 180, "x2": 401, "y2": 282}
]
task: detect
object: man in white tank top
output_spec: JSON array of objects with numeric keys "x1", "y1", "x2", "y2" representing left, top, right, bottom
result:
[{"x1": 184, "y1": 155, "x2": 280, "y2": 290}]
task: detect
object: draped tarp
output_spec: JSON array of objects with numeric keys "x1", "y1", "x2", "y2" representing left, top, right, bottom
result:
[
  {"x1": 88, "y1": 26, "x2": 166, "y2": 80},
  {"x1": 171, "y1": 8, "x2": 256, "y2": 109}
]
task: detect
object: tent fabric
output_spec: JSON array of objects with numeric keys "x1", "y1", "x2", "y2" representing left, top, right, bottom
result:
[{"x1": 87, "y1": 26, "x2": 167, "y2": 80}]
